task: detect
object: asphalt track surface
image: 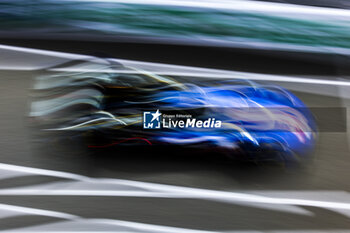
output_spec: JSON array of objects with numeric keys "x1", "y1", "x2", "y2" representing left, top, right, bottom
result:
[{"x1": 0, "y1": 44, "x2": 349, "y2": 232}]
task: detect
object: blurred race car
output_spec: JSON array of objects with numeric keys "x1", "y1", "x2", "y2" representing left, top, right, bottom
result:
[{"x1": 30, "y1": 59, "x2": 316, "y2": 163}]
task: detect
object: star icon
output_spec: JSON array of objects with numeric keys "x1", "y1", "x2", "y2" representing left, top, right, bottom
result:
[{"x1": 151, "y1": 109, "x2": 161, "y2": 122}]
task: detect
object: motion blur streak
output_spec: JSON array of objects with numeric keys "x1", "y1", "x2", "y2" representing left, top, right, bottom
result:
[
  {"x1": 0, "y1": 0, "x2": 350, "y2": 231},
  {"x1": 1, "y1": 44, "x2": 349, "y2": 88},
  {"x1": 46, "y1": 117, "x2": 127, "y2": 131},
  {"x1": 50, "y1": 69, "x2": 350, "y2": 87},
  {"x1": 2, "y1": 0, "x2": 350, "y2": 54},
  {"x1": 3, "y1": 0, "x2": 350, "y2": 17},
  {"x1": 1, "y1": 162, "x2": 350, "y2": 217}
]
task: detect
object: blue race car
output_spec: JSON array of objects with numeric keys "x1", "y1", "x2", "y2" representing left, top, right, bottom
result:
[{"x1": 30, "y1": 59, "x2": 316, "y2": 163}]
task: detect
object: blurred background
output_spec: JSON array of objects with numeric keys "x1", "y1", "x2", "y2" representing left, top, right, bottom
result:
[{"x1": 0, "y1": 0, "x2": 350, "y2": 232}]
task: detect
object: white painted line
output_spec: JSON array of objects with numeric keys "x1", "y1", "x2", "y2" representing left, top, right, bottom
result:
[
  {"x1": 61, "y1": 0, "x2": 350, "y2": 19},
  {"x1": 1, "y1": 44, "x2": 350, "y2": 87},
  {"x1": 0, "y1": 203, "x2": 77, "y2": 220},
  {"x1": 0, "y1": 163, "x2": 349, "y2": 215},
  {"x1": 0, "y1": 44, "x2": 92, "y2": 60},
  {"x1": 0, "y1": 204, "x2": 217, "y2": 232},
  {"x1": 0, "y1": 163, "x2": 88, "y2": 181}
]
